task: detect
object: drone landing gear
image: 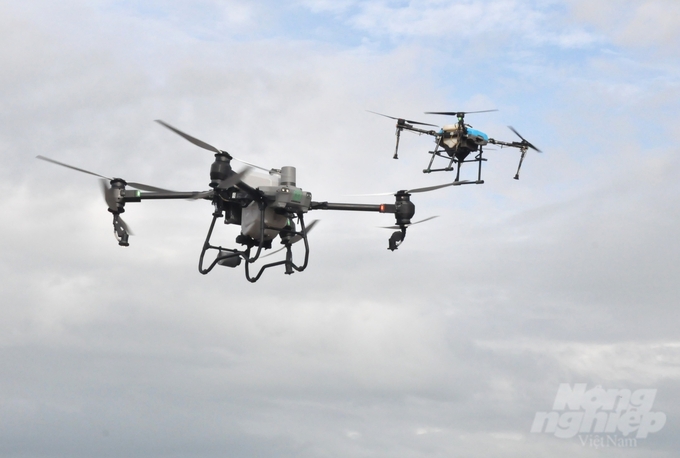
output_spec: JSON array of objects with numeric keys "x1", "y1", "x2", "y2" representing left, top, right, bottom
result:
[
  {"x1": 393, "y1": 126, "x2": 402, "y2": 159},
  {"x1": 514, "y1": 146, "x2": 528, "y2": 180},
  {"x1": 424, "y1": 142, "x2": 487, "y2": 181},
  {"x1": 198, "y1": 205, "x2": 310, "y2": 282},
  {"x1": 424, "y1": 136, "x2": 447, "y2": 173},
  {"x1": 244, "y1": 215, "x2": 310, "y2": 283}
]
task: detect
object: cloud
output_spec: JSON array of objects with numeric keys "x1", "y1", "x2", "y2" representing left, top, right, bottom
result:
[
  {"x1": 298, "y1": 0, "x2": 601, "y2": 50},
  {"x1": 1, "y1": 1, "x2": 679, "y2": 457},
  {"x1": 565, "y1": 0, "x2": 680, "y2": 56}
]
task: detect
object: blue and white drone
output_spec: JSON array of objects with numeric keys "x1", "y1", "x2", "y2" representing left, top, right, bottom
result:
[{"x1": 370, "y1": 110, "x2": 542, "y2": 181}]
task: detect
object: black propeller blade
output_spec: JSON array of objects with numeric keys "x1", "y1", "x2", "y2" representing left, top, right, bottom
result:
[
  {"x1": 217, "y1": 167, "x2": 251, "y2": 189},
  {"x1": 155, "y1": 119, "x2": 222, "y2": 155},
  {"x1": 354, "y1": 180, "x2": 474, "y2": 197},
  {"x1": 425, "y1": 109, "x2": 498, "y2": 116},
  {"x1": 381, "y1": 215, "x2": 439, "y2": 229},
  {"x1": 99, "y1": 178, "x2": 119, "y2": 212},
  {"x1": 155, "y1": 120, "x2": 271, "y2": 172},
  {"x1": 367, "y1": 110, "x2": 439, "y2": 127},
  {"x1": 36, "y1": 155, "x2": 172, "y2": 193},
  {"x1": 261, "y1": 220, "x2": 319, "y2": 258},
  {"x1": 508, "y1": 126, "x2": 542, "y2": 152},
  {"x1": 183, "y1": 167, "x2": 251, "y2": 200},
  {"x1": 406, "y1": 180, "x2": 474, "y2": 194}
]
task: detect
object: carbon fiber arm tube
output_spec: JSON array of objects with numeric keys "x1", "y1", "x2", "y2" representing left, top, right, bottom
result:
[{"x1": 310, "y1": 202, "x2": 396, "y2": 213}]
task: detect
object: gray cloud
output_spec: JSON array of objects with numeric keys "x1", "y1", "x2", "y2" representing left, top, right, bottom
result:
[{"x1": 1, "y1": 1, "x2": 679, "y2": 457}]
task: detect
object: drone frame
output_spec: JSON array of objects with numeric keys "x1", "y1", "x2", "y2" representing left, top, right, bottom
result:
[
  {"x1": 116, "y1": 185, "x2": 425, "y2": 282},
  {"x1": 372, "y1": 110, "x2": 540, "y2": 180}
]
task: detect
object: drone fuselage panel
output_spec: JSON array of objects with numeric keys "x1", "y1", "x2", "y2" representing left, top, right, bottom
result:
[
  {"x1": 259, "y1": 185, "x2": 312, "y2": 213},
  {"x1": 438, "y1": 125, "x2": 489, "y2": 157},
  {"x1": 241, "y1": 201, "x2": 288, "y2": 241},
  {"x1": 238, "y1": 165, "x2": 312, "y2": 242},
  {"x1": 241, "y1": 170, "x2": 280, "y2": 188}
]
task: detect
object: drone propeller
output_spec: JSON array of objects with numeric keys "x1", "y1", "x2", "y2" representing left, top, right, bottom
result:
[
  {"x1": 99, "y1": 178, "x2": 119, "y2": 212},
  {"x1": 367, "y1": 110, "x2": 438, "y2": 127},
  {"x1": 37, "y1": 155, "x2": 186, "y2": 245},
  {"x1": 155, "y1": 120, "x2": 222, "y2": 155},
  {"x1": 100, "y1": 178, "x2": 134, "y2": 236},
  {"x1": 495, "y1": 127, "x2": 542, "y2": 180},
  {"x1": 406, "y1": 180, "x2": 474, "y2": 194},
  {"x1": 508, "y1": 126, "x2": 542, "y2": 152},
  {"x1": 383, "y1": 213, "x2": 440, "y2": 251},
  {"x1": 36, "y1": 155, "x2": 173, "y2": 192},
  {"x1": 381, "y1": 215, "x2": 438, "y2": 230},
  {"x1": 261, "y1": 219, "x2": 319, "y2": 258},
  {"x1": 218, "y1": 166, "x2": 251, "y2": 189},
  {"x1": 180, "y1": 166, "x2": 253, "y2": 201},
  {"x1": 155, "y1": 120, "x2": 271, "y2": 172},
  {"x1": 350, "y1": 180, "x2": 474, "y2": 197},
  {"x1": 424, "y1": 109, "x2": 498, "y2": 117}
]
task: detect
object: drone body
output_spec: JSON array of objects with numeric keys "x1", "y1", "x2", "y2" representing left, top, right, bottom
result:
[
  {"x1": 437, "y1": 123, "x2": 490, "y2": 161},
  {"x1": 237, "y1": 166, "x2": 312, "y2": 242},
  {"x1": 370, "y1": 110, "x2": 541, "y2": 181}
]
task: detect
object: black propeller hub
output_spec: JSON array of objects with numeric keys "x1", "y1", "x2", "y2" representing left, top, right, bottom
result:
[
  {"x1": 210, "y1": 153, "x2": 234, "y2": 188},
  {"x1": 109, "y1": 178, "x2": 127, "y2": 213},
  {"x1": 394, "y1": 192, "x2": 415, "y2": 226}
]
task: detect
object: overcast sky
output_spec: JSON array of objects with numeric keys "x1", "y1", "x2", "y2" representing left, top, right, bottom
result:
[{"x1": 1, "y1": 1, "x2": 679, "y2": 456}]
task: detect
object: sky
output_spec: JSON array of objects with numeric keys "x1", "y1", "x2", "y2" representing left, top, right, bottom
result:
[{"x1": 1, "y1": 0, "x2": 680, "y2": 456}]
